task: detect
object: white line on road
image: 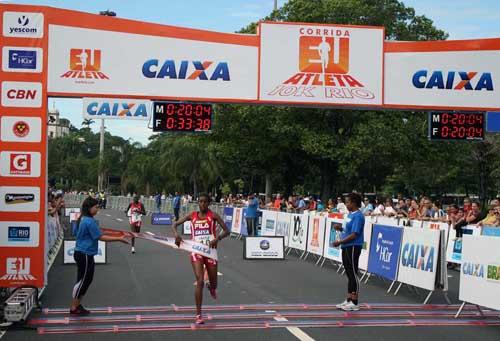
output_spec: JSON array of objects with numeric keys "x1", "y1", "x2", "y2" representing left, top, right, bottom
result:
[
  {"x1": 116, "y1": 218, "x2": 123, "y2": 222},
  {"x1": 274, "y1": 316, "x2": 315, "y2": 341},
  {"x1": 105, "y1": 214, "x2": 111, "y2": 217},
  {"x1": 0, "y1": 329, "x2": 6, "y2": 339}
]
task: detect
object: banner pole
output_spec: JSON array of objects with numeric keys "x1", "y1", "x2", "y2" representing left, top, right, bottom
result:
[
  {"x1": 423, "y1": 290, "x2": 434, "y2": 305},
  {"x1": 387, "y1": 280, "x2": 396, "y2": 293},
  {"x1": 394, "y1": 282, "x2": 403, "y2": 295},
  {"x1": 454, "y1": 301, "x2": 466, "y2": 318}
]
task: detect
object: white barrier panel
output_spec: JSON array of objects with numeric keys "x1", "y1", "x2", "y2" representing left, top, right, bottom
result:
[
  {"x1": 64, "y1": 207, "x2": 80, "y2": 217},
  {"x1": 459, "y1": 235, "x2": 500, "y2": 310},
  {"x1": 306, "y1": 213, "x2": 326, "y2": 256},
  {"x1": 397, "y1": 228, "x2": 440, "y2": 291},
  {"x1": 375, "y1": 216, "x2": 400, "y2": 227},
  {"x1": 322, "y1": 217, "x2": 344, "y2": 263},
  {"x1": 410, "y1": 220, "x2": 424, "y2": 228},
  {"x1": 63, "y1": 240, "x2": 106, "y2": 264},
  {"x1": 244, "y1": 236, "x2": 285, "y2": 260},
  {"x1": 422, "y1": 221, "x2": 451, "y2": 247},
  {"x1": 276, "y1": 212, "x2": 292, "y2": 247},
  {"x1": 261, "y1": 210, "x2": 278, "y2": 236},
  {"x1": 359, "y1": 217, "x2": 374, "y2": 271},
  {"x1": 288, "y1": 213, "x2": 308, "y2": 251},
  {"x1": 446, "y1": 225, "x2": 482, "y2": 263},
  {"x1": 231, "y1": 207, "x2": 244, "y2": 235},
  {"x1": 183, "y1": 221, "x2": 191, "y2": 235}
]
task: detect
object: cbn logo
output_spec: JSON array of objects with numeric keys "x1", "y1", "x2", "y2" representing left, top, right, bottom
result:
[
  {"x1": 86, "y1": 102, "x2": 149, "y2": 118},
  {"x1": 401, "y1": 243, "x2": 435, "y2": 272},
  {"x1": 142, "y1": 60, "x2": 230, "y2": 81},
  {"x1": 412, "y1": 70, "x2": 494, "y2": 91}
]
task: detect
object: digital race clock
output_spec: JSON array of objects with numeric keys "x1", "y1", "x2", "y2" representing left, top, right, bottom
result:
[
  {"x1": 152, "y1": 102, "x2": 213, "y2": 132},
  {"x1": 429, "y1": 112, "x2": 484, "y2": 141}
]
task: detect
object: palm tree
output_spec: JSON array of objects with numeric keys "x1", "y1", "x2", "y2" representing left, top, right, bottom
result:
[{"x1": 81, "y1": 118, "x2": 95, "y2": 128}]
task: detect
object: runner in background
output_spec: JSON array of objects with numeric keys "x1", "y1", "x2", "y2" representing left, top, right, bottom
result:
[
  {"x1": 171, "y1": 193, "x2": 230, "y2": 325},
  {"x1": 70, "y1": 197, "x2": 129, "y2": 315},
  {"x1": 125, "y1": 195, "x2": 146, "y2": 254}
]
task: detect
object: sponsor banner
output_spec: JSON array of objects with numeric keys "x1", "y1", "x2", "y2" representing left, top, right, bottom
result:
[
  {"x1": 261, "y1": 210, "x2": 278, "y2": 236},
  {"x1": 482, "y1": 226, "x2": 500, "y2": 237},
  {"x1": 63, "y1": 240, "x2": 106, "y2": 264},
  {"x1": 423, "y1": 220, "x2": 451, "y2": 247},
  {"x1": 288, "y1": 213, "x2": 308, "y2": 251},
  {"x1": 231, "y1": 207, "x2": 244, "y2": 235},
  {"x1": 0, "y1": 186, "x2": 40, "y2": 212},
  {"x1": 275, "y1": 211, "x2": 292, "y2": 247},
  {"x1": 367, "y1": 225, "x2": 403, "y2": 281},
  {"x1": 0, "y1": 221, "x2": 39, "y2": 247},
  {"x1": 83, "y1": 98, "x2": 151, "y2": 120},
  {"x1": 244, "y1": 236, "x2": 285, "y2": 260},
  {"x1": 306, "y1": 213, "x2": 326, "y2": 256},
  {"x1": 0, "y1": 151, "x2": 41, "y2": 178},
  {"x1": 151, "y1": 213, "x2": 173, "y2": 225},
  {"x1": 0, "y1": 116, "x2": 42, "y2": 143},
  {"x1": 2, "y1": 12, "x2": 44, "y2": 38},
  {"x1": 69, "y1": 212, "x2": 80, "y2": 223},
  {"x1": 1, "y1": 81, "x2": 42, "y2": 108},
  {"x1": 0, "y1": 256, "x2": 38, "y2": 286},
  {"x1": 385, "y1": 50, "x2": 500, "y2": 110},
  {"x1": 48, "y1": 25, "x2": 258, "y2": 100},
  {"x1": 359, "y1": 217, "x2": 374, "y2": 271},
  {"x1": 446, "y1": 225, "x2": 482, "y2": 263},
  {"x1": 2, "y1": 47, "x2": 43, "y2": 73},
  {"x1": 223, "y1": 206, "x2": 234, "y2": 232},
  {"x1": 101, "y1": 228, "x2": 218, "y2": 260},
  {"x1": 397, "y1": 228, "x2": 440, "y2": 291},
  {"x1": 183, "y1": 221, "x2": 191, "y2": 235},
  {"x1": 459, "y1": 235, "x2": 500, "y2": 311},
  {"x1": 323, "y1": 217, "x2": 344, "y2": 262},
  {"x1": 259, "y1": 22, "x2": 384, "y2": 105}
]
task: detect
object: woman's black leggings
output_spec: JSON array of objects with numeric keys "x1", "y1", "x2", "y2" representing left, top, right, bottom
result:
[
  {"x1": 73, "y1": 251, "x2": 95, "y2": 299},
  {"x1": 342, "y1": 245, "x2": 362, "y2": 294}
]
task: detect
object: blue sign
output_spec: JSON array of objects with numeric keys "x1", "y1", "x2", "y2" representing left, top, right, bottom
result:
[
  {"x1": 482, "y1": 227, "x2": 500, "y2": 237},
  {"x1": 151, "y1": 213, "x2": 173, "y2": 225},
  {"x1": 223, "y1": 206, "x2": 234, "y2": 232},
  {"x1": 367, "y1": 225, "x2": 403, "y2": 281},
  {"x1": 9, "y1": 50, "x2": 37, "y2": 69},
  {"x1": 487, "y1": 112, "x2": 500, "y2": 132},
  {"x1": 8, "y1": 226, "x2": 30, "y2": 242}
]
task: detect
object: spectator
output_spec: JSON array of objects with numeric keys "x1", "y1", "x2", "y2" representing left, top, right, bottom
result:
[
  {"x1": 173, "y1": 191, "x2": 181, "y2": 221},
  {"x1": 155, "y1": 192, "x2": 162, "y2": 213},
  {"x1": 420, "y1": 197, "x2": 435, "y2": 219},
  {"x1": 446, "y1": 204, "x2": 459, "y2": 224},
  {"x1": 336, "y1": 196, "x2": 348, "y2": 214},
  {"x1": 432, "y1": 201, "x2": 446, "y2": 220},
  {"x1": 466, "y1": 201, "x2": 485, "y2": 225},
  {"x1": 317, "y1": 199, "x2": 325, "y2": 211},
  {"x1": 361, "y1": 198, "x2": 374, "y2": 216},
  {"x1": 296, "y1": 195, "x2": 306, "y2": 213},
  {"x1": 273, "y1": 194, "x2": 282, "y2": 210},
  {"x1": 245, "y1": 194, "x2": 259, "y2": 236},
  {"x1": 408, "y1": 199, "x2": 420, "y2": 219},
  {"x1": 452, "y1": 208, "x2": 467, "y2": 238},
  {"x1": 309, "y1": 197, "x2": 317, "y2": 211},
  {"x1": 327, "y1": 198, "x2": 336, "y2": 212},
  {"x1": 492, "y1": 206, "x2": 500, "y2": 226},
  {"x1": 383, "y1": 198, "x2": 397, "y2": 217},
  {"x1": 372, "y1": 198, "x2": 385, "y2": 216},
  {"x1": 396, "y1": 198, "x2": 408, "y2": 217},
  {"x1": 462, "y1": 197, "x2": 472, "y2": 216},
  {"x1": 479, "y1": 205, "x2": 498, "y2": 226}
]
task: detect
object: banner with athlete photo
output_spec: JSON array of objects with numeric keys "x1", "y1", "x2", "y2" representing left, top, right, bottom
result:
[
  {"x1": 275, "y1": 211, "x2": 292, "y2": 247},
  {"x1": 323, "y1": 217, "x2": 344, "y2": 262},
  {"x1": 306, "y1": 213, "x2": 326, "y2": 256},
  {"x1": 101, "y1": 228, "x2": 218, "y2": 260},
  {"x1": 231, "y1": 207, "x2": 244, "y2": 235},
  {"x1": 288, "y1": 213, "x2": 308, "y2": 251},
  {"x1": 261, "y1": 210, "x2": 278, "y2": 236}
]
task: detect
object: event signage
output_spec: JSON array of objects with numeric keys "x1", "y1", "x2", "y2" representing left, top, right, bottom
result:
[
  {"x1": 288, "y1": 213, "x2": 308, "y2": 251},
  {"x1": 275, "y1": 211, "x2": 292, "y2": 246},
  {"x1": 2, "y1": 47, "x2": 43, "y2": 73},
  {"x1": 0, "y1": 151, "x2": 41, "y2": 178},
  {"x1": 261, "y1": 210, "x2": 278, "y2": 236},
  {"x1": 0, "y1": 221, "x2": 39, "y2": 247},
  {"x1": 3, "y1": 12, "x2": 44, "y2": 38},
  {"x1": 63, "y1": 240, "x2": 106, "y2": 264},
  {"x1": 0, "y1": 116, "x2": 41, "y2": 143},
  {"x1": 459, "y1": 235, "x2": 500, "y2": 311},
  {"x1": 367, "y1": 225, "x2": 403, "y2": 281},
  {"x1": 151, "y1": 213, "x2": 173, "y2": 225},
  {"x1": 429, "y1": 112, "x2": 484, "y2": 141},
  {"x1": 244, "y1": 236, "x2": 285, "y2": 260},
  {"x1": 446, "y1": 225, "x2": 482, "y2": 263},
  {"x1": 358, "y1": 218, "x2": 373, "y2": 271},
  {"x1": 83, "y1": 98, "x2": 151, "y2": 120},
  {"x1": 397, "y1": 228, "x2": 440, "y2": 291},
  {"x1": 306, "y1": 213, "x2": 326, "y2": 256},
  {"x1": 223, "y1": 206, "x2": 234, "y2": 232},
  {"x1": 259, "y1": 22, "x2": 384, "y2": 105}
]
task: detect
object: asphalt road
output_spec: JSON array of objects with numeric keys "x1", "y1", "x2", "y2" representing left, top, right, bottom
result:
[{"x1": 2, "y1": 208, "x2": 499, "y2": 341}]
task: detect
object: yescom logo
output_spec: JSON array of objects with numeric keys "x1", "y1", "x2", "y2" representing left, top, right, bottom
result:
[{"x1": 60, "y1": 49, "x2": 110, "y2": 83}]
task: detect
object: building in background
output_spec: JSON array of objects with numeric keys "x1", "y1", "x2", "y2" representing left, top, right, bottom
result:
[{"x1": 48, "y1": 105, "x2": 70, "y2": 139}]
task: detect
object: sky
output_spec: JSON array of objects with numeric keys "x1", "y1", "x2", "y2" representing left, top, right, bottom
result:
[{"x1": 2, "y1": 0, "x2": 499, "y2": 144}]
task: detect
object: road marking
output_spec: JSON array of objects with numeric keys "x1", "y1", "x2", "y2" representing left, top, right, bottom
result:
[
  {"x1": 217, "y1": 272, "x2": 223, "y2": 276},
  {"x1": 116, "y1": 218, "x2": 123, "y2": 222},
  {"x1": 0, "y1": 330, "x2": 6, "y2": 339},
  {"x1": 105, "y1": 214, "x2": 111, "y2": 217},
  {"x1": 274, "y1": 316, "x2": 315, "y2": 341}
]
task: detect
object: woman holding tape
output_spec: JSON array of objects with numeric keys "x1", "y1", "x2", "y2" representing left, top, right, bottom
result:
[
  {"x1": 172, "y1": 193, "x2": 230, "y2": 325},
  {"x1": 334, "y1": 192, "x2": 365, "y2": 311}
]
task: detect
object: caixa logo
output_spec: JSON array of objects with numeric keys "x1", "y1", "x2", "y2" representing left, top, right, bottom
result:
[
  {"x1": 67, "y1": 247, "x2": 102, "y2": 257},
  {"x1": 142, "y1": 60, "x2": 230, "y2": 81},
  {"x1": 401, "y1": 243, "x2": 435, "y2": 272},
  {"x1": 462, "y1": 262, "x2": 484, "y2": 278},
  {"x1": 85, "y1": 101, "x2": 150, "y2": 119},
  {"x1": 412, "y1": 70, "x2": 494, "y2": 91}
]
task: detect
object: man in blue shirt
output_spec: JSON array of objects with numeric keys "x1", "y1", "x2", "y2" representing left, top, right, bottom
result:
[
  {"x1": 333, "y1": 192, "x2": 365, "y2": 311},
  {"x1": 245, "y1": 194, "x2": 259, "y2": 236},
  {"x1": 173, "y1": 192, "x2": 181, "y2": 221}
]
